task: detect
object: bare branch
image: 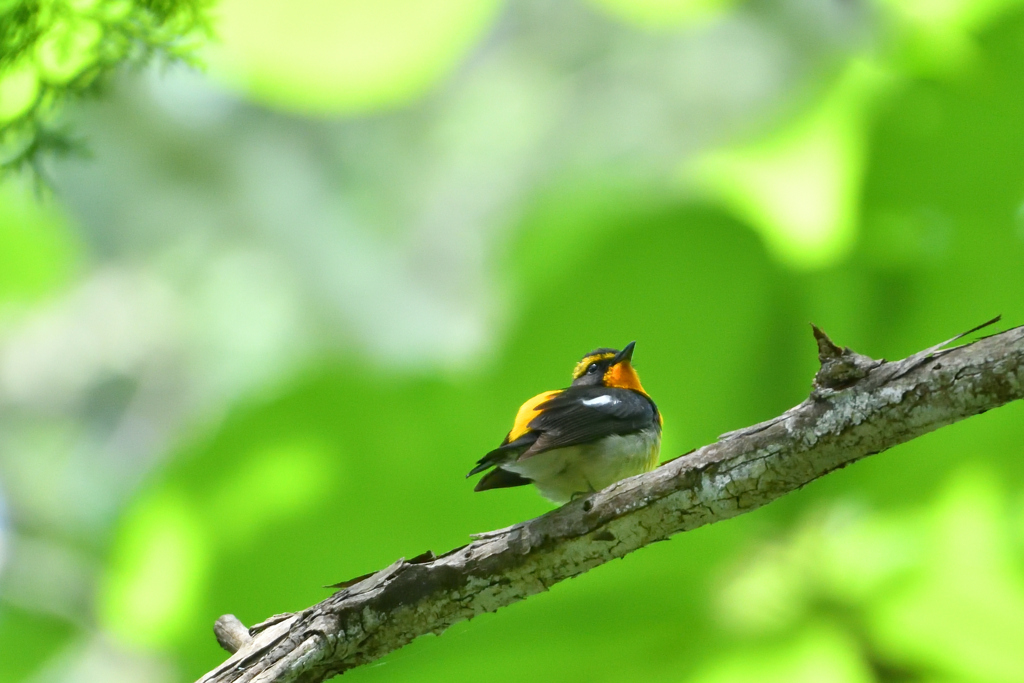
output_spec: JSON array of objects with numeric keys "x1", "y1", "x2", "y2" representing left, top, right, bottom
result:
[{"x1": 197, "y1": 322, "x2": 1024, "y2": 683}]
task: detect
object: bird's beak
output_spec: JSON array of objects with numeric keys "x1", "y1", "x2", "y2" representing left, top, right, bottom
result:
[{"x1": 612, "y1": 341, "x2": 636, "y2": 365}]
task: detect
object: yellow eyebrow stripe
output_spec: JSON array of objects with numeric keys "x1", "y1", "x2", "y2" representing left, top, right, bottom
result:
[
  {"x1": 572, "y1": 353, "x2": 615, "y2": 379},
  {"x1": 507, "y1": 390, "x2": 562, "y2": 441}
]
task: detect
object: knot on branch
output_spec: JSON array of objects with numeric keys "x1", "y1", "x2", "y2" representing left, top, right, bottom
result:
[
  {"x1": 811, "y1": 324, "x2": 880, "y2": 395},
  {"x1": 214, "y1": 614, "x2": 252, "y2": 654}
]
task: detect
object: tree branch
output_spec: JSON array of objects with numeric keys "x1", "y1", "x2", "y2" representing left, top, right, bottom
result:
[{"x1": 197, "y1": 321, "x2": 1024, "y2": 683}]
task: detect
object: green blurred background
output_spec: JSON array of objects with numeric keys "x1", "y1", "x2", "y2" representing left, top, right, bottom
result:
[{"x1": 3, "y1": 0, "x2": 1024, "y2": 681}]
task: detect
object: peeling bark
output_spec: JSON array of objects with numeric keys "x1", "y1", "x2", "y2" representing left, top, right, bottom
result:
[{"x1": 197, "y1": 321, "x2": 1024, "y2": 683}]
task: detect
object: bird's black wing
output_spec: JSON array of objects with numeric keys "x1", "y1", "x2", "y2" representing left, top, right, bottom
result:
[
  {"x1": 467, "y1": 431, "x2": 538, "y2": 477},
  {"x1": 522, "y1": 386, "x2": 656, "y2": 458},
  {"x1": 468, "y1": 431, "x2": 540, "y2": 491},
  {"x1": 473, "y1": 466, "x2": 533, "y2": 492}
]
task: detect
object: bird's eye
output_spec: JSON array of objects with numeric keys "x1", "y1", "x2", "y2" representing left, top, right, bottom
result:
[{"x1": 587, "y1": 363, "x2": 599, "y2": 374}]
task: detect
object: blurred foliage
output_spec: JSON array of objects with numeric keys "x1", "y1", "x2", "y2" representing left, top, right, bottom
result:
[
  {"x1": 877, "y1": 0, "x2": 1024, "y2": 74},
  {"x1": 687, "y1": 61, "x2": 885, "y2": 269},
  {"x1": 0, "y1": 0, "x2": 212, "y2": 177},
  {"x1": 0, "y1": 179, "x2": 80, "y2": 304},
  {"x1": 207, "y1": 0, "x2": 504, "y2": 115},
  {"x1": 712, "y1": 472, "x2": 1024, "y2": 683},
  {"x1": 0, "y1": 604, "x2": 77, "y2": 682},
  {"x1": 585, "y1": 0, "x2": 739, "y2": 28},
  {"x1": 2, "y1": 1, "x2": 1024, "y2": 683}
]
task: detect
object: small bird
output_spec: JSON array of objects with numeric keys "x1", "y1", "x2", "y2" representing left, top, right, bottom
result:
[{"x1": 468, "y1": 341, "x2": 662, "y2": 504}]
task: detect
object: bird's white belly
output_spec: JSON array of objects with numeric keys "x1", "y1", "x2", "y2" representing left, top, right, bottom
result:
[{"x1": 505, "y1": 428, "x2": 661, "y2": 504}]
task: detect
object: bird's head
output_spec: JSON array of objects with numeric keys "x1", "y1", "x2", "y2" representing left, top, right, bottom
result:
[{"x1": 570, "y1": 341, "x2": 647, "y2": 393}]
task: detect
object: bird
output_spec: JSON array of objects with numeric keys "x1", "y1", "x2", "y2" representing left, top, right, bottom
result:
[{"x1": 468, "y1": 341, "x2": 662, "y2": 504}]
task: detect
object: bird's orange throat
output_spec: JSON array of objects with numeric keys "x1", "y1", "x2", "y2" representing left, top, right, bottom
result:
[{"x1": 603, "y1": 361, "x2": 648, "y2": 394}]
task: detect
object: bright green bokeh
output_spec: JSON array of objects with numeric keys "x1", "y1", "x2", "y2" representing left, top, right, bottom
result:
[
  {"x1": 715, "y1": 470, "x2": 1024, "y2": 682},
  {"x1": 99, "y1": 490, "x2": 211, "y2": 649},
  {"x1": 0, "y1": 182, "x2": 80, "y2": 304},
  {"x1": 34, "y1": 16, "x2": 103, "y2": 85},
  {"x1": 208, "y1": 0, "x2": 504, "y2": 115},
  {"x1": 689, "y1": 627, "x2": 873, "y2": 683},
  {"x1": 206, "y1": 438, "x2": 334, "y2": 548},
  {"x1": 0, "y1": 59, "x2": 39, "y2": 122},
  {"x1": 868, "y1": 474, "x2": 1024, "y2": 683},
  {"x1": 99, "y1": 438, "x2": 335, "y2": 650},
  {"x1": 688, "y1": 62, "x2": 889, "y2": 270},
  {"x1": 876, "y1": 0, "x2": 1024, "y2": 73}
]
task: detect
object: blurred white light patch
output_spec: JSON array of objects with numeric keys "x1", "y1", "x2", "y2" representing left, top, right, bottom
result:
[
  {"x1": 0, "y1": 533, "x2": 96, "y2": 621},
  {"x1": 192, "y1": 250, "x2": 313, "y2": 407},
  {"x1": 145, "y1": 63, "x2": 239, "y2": 129},
  {"x1": 236, "y1": 134, "x2": 493, "y2": 371},
  {"x1": 686, "y1": 61, "x2": 887, "y2": 270},
  {"x1": 0, "y1": 252, "x2": 315, "y2": 542},
  {"x1": 0, "y1": 251, "x2": 311, "y2": 412},
  {"x1": 587, "y1": 0, "x2": 739, "y2": 29},
  {"x1": 26, "y1": 633, "x2": 177, "y2": 683},
  {"x1": 0, "y1": 269, "x2": 179, "y2": 411}
]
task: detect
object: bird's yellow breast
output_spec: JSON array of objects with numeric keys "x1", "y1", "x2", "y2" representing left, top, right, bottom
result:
[{"x1": 507, "y1": 390, "x2": 561, "y2": 442}]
